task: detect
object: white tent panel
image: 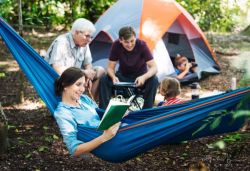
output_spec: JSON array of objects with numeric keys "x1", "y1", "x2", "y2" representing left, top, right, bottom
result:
[{"x1": 153, "y1": 39, "x2": 176, "y2": 81}]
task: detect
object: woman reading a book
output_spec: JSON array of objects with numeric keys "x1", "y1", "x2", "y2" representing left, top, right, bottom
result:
[{"x1": 54, "y1": 67, "x2": 121, "y2": 157}]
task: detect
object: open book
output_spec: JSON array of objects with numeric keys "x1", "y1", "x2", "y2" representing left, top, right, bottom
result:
[{"x1": 97, "y1": 95, "x2": 135, "y2": 130}]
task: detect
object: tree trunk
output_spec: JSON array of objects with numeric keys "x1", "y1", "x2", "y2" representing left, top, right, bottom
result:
[
  {"x1": 0, "y1": 123, "x2": 8, "y2": 154},
  {"x1": 0, "y1": 103, "x2": 8, "y2": 155},
  {"x1": 18, "y1": 0, "x2": 24, "y2": 103}
]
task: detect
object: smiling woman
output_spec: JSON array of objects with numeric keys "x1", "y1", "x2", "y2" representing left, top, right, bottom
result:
[{"x1": 53, "y1": 67, "x2": 120, "y2": 157}]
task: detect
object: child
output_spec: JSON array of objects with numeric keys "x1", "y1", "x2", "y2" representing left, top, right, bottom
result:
[
  {"x1": 174, "y1": 54, "x2": 197, "y2": 80},
  {"x1": 159, "y1": 77, "x2": 183, "y2": 106}
]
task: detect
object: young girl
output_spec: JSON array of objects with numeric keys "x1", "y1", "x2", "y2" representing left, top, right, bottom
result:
[
  {"x1": 159, "y1": 77, "x2": 184, "y2": 106},
  {"x1": 54, "y1": 67, "x2": 120, "y2": 157}
]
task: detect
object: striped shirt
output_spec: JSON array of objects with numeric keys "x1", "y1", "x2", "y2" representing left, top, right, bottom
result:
[{"x1": 162, "y1": 97, "x2": 183, "y2": 106}]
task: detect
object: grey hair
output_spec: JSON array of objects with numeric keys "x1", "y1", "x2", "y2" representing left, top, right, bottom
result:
[{"x1": 71, "y1": 18, "x2": 96, "y2": 35}]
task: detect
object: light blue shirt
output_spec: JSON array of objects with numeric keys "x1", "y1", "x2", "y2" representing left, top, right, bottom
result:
[
  {"x1": 54, "y1": 95, "x2": 100, "y2": 155},
  {"x1": 45, "y1": 32, "x2": 92, "y2": 69}
]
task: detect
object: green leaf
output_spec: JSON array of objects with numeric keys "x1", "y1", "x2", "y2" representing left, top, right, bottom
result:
[
  {"x1": 53, "y1": 134, "x2": 59, "y2": 140},
  {"x1": 192, "y1": 123, "x2": 208, "y2": 136},
  {"x1": 182, "y1": 152, "x2": 188, "y2": 156},
  {"x1": 7, "y1": 124, "x2": 16, "y2": 129},
  {"x1": 213, "y1": 140, "x2": 226, "y2": 149},
  {"x1": 43, "y1": 126, "x2": 49, "y2": 130},
  {"x1": 232, "y1": 110, "x2": 250, "y2": 119},
  {"x1": 0, "y1": 72, "x2": 5, "y2": 77},
  {"x1": 38, "y1": 146, "x2": 49, "y2": 152},
  {"x1": 210, "y1": 117, "x2": 222, "y2": 130},
  {"x1": 25, "y1": 153, "x2": 32, "y2": 159}
]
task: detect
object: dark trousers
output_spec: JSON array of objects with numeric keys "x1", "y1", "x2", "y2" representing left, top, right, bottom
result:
[{"x1": 99, "y1": 72, "x2": 159, "y2": 110}]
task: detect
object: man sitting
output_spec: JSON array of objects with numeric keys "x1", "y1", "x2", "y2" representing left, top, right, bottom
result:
[
  {"x1": 99, "y1": 26, "x2": 159, "y2": 109},
  {"x1": 45, "y1": 18, "x2": 105, "y2": 100}
]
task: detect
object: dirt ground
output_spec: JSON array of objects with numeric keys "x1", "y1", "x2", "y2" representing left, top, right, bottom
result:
[{"x1": 0, "y1": 32, "x2": 250, "y2": 171}]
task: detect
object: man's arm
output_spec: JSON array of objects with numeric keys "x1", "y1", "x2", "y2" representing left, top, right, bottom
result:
[
  {"x1": 107, "y1": 60, "x2": 119, "y2": 83},
  {"x1": 82, "y1": 64, "x2": 96, "y2": 80},
  {"x1": 135, "y1": 59, "x2": 158, "y2": 87},
  {"x1": 84, "y1": 63, "x2": 93, "y2": 70}
]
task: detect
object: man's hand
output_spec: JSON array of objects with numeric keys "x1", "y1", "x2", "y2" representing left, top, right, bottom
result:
[
  {"x1": 135, "y1": 75, "x2": 146, "y2": 87},
  {"x1": 112, "y1": 76, "x2": 119, "y2": 84},
  {"x1": 86, "y1": 79, "x2": 93, "y2": 91},
  {"x1": 83, "y1": 69, "x2": 96, "y2": 80}
]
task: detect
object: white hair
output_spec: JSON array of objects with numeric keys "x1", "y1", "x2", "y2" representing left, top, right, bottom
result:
[{"x1": 71, "y1": 18, "x2": 96, "y2": 34}]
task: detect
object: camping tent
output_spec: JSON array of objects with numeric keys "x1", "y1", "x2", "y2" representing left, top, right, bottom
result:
[{"x1": 90, "y1": 0, "x2": 220, "y2": 81}]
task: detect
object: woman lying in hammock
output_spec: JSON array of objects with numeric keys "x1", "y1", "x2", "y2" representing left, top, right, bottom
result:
[{"x1": 54, "y1": 67, "x2": 121, "y2": 157}]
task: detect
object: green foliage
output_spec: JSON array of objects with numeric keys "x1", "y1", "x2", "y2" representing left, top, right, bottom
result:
[
  {"x1": 0, "y1": 72, "x2": 6, "y2": 78},
  {"x1": 0, "y1": 0, "x2": 115, "y2": 29},
  {"x1": 208, "y1": 132, "x2": 250, "y2": 150},
  {"x1": 192, "y1": 109, "x2": 250, "y2": 137},
  {"x1": 242, "y1": 25, "x2": 250, "y2": 36},
  {"x1": 212, "y1": 140, "x2": 226, "y2": 149},
  {"x1": 192, "y1": 110, "x2": 228, "y2": 136},
  {"x1": 223, "y1": 133, "x2": 243, "y2": 142},
  {"x1": 176, "y1": 0, "x2": 240, "y2": 32},
  {"x1": 38, "y1": 145, "x2": 49, "y2": 152},
  {"x1": 0, "y1": 0, "x2": 242, "y2": 32},
  {"x1": 83, "y1": 0, "x2": 115, "y2": 22},
  {"x1": 0, "y1": 0, "x2": 17, "y2": 22},
  {"x1": 238, "y1": 75, "x2": 250, "y2": 88}
]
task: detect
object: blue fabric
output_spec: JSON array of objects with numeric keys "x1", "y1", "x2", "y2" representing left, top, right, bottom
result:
[
  {"x1": 54, "y1": 95, "x2": 100, "y2": 155},
  {"x1": 0, "y1": 18, "x2": 59, "y2": 114},
  {"x1": 1, "y1": 18, "x2": 250, "y2": 163}
]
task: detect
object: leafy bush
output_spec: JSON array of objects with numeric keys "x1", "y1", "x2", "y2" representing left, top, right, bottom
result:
[
  {"x1": 176, "y1": 0, "x2": 240, "y2": 32},
  {"x1": 0, "y1": 0, "x2": 241, "y2": 32}
]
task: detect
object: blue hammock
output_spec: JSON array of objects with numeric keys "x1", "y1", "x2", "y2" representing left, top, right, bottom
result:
[{"x1": 1, "y1": 17, "x2": 250, "y2": 163}]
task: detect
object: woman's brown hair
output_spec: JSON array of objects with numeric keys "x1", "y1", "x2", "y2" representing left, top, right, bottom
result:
[{"x1": 54, "y1": 67, "x2": 86, "y2": 96}]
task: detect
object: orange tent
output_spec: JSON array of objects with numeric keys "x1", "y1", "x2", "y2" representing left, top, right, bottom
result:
[{"x1": 90, "y1": 0, "x2": 220, "y2": 80}]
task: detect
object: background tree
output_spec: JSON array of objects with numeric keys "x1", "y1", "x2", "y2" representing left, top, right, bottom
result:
[{"x1": 0, "y1": 0, "x2": 247, "y2": 32}]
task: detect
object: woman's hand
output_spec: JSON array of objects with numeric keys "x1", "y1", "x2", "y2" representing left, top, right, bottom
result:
[
  {"x1": 101, "y1": 122, "x2": 121, "y2": 142},
  {"x1": 74, "y1": 122, "x2": 120, "y2": 156}
]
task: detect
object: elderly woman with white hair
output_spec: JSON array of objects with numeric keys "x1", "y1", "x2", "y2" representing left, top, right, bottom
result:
[{"x1": 45, "y1": 18, "x2": 105, "y2": 100}]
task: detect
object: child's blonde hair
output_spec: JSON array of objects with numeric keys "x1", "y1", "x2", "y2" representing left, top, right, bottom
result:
[{"x1": 160, "y1": 77, "x2": 181, "y2": 99}]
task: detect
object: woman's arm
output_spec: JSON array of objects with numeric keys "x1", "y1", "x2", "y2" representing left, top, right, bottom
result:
[{"x1": 74, "y1": 122, "x2": 121, "y2": 156}]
